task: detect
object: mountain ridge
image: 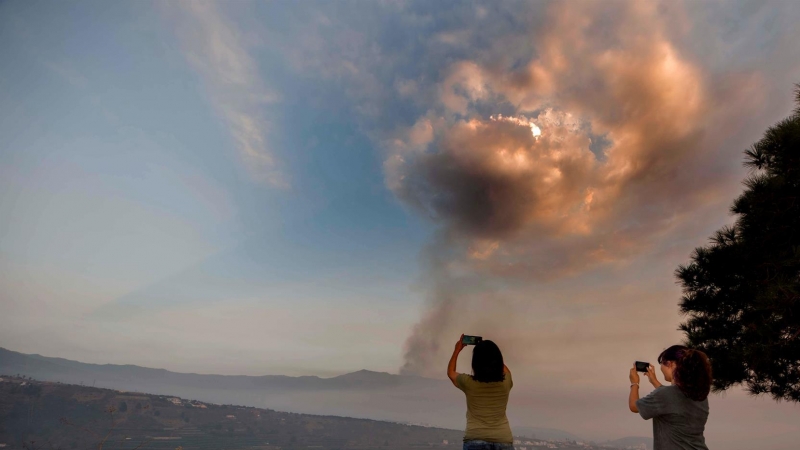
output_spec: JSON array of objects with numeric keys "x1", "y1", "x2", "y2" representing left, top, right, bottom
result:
[
  {"x1": 0, "y1": 346, "x2": 422, "y2": 390},
  {"x1": 8, "y1": 347, "x2": 398, "y2": 380}
]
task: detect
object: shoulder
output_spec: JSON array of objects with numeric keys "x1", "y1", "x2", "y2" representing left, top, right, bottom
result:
[
  {"x1": 645, "y1": 385, "x2": 681, "y2": 398},
  {"x1": 456, "y1": 373, "x2": 473, "y2": 390},
  {"x1": 660, "y1": 385, "x2": 690, "y2": 401},
  {"x1": 638, "y1": 386, "x2": 668, "y2": 404},
  {"x1": 664, "y1": 385, "x2": 710, "y2": 406},
  {"x1": 653, "y1": 385, "x2": 672, "y2": 396}
]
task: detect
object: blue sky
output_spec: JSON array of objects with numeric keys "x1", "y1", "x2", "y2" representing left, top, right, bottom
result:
[
  {"x1": 1, "y1": 0, "x2": 432, "y2": 374},
  {"x1": 2, "y1": 1, "x2": 800, "y2": 445}
]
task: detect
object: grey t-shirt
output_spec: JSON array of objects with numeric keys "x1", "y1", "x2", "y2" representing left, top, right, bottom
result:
[{"x1": 636, "y1": 385, "x2": 709, "y2": 450}]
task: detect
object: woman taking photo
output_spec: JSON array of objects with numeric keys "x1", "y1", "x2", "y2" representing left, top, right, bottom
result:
[
  {"x1": 447, "y1": 334, "x2": 513, "y2": 450},
  {"x1": 628, "y1": 345, "x2": 713, "y2": 450}
]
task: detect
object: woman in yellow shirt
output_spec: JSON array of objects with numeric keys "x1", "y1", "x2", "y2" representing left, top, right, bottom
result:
[{"x1": 447, "y1": 334, "x2": 513, "y2": 450}]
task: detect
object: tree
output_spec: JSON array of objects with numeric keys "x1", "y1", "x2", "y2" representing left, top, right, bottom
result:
[{"x1": 676, "y1": 86, "x2": 800, "y2": 402}]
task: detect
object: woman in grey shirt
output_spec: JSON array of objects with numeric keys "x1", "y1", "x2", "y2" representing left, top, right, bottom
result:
[{"x1": 628, "y1": 345, "x2": 712, "y2": 450}]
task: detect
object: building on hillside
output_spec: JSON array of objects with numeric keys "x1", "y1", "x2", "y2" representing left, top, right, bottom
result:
[{"x1": 168, "y1": 398, "x2": 182, "y2": 405}]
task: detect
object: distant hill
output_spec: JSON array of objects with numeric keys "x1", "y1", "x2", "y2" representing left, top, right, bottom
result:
[
  {"x1": 0, "y1": 376, "x2": 629, "y2": 450},
  {"x1": 0, "y1": 347, "x2": 424, "y2": 391},
  {"x1": 0, "y1": 347, "x2": 438, "y2": 404},
  {"x1": 0, "y1": 347, "x2": 578, "y2": 442}
]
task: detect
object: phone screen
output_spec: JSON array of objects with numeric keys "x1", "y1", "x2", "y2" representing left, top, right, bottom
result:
[{"x1": 462, "y1": 335, "x2": 482, "y2": 345}]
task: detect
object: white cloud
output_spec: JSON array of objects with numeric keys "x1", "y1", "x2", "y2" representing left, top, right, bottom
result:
[{"x1": 166, "y1": 1, "x2": 286, "y2": 188}]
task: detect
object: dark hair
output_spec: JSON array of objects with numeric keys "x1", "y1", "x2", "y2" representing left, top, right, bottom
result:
[
  {"x1": 658, "y1": 345, "x2": 712, "y2": 401},
  {"x1": 471, "y1": 340, "x2": 505, "y2": 383}
]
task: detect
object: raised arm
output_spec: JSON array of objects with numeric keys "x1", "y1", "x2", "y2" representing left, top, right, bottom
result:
[
  {"x1": 448, "y1": 334, "x2": 466, "y2": 388},
  {"x1": 629, "y1": 365, "x2": 640, "y2": 413}
]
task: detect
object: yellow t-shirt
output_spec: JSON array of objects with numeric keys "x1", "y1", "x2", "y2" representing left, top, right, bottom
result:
[{"x1": 455, "y1": 372, "x2": 513, "y2": 443}]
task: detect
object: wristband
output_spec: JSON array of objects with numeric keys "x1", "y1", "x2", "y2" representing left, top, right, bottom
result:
[{"x1": 630, "y1": 383, "x2": 639, "y2": 387}]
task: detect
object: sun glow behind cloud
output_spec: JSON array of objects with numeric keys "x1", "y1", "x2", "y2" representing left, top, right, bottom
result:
[{"x1": 491, "y1": 114, "x2": 542, "y2": 139}]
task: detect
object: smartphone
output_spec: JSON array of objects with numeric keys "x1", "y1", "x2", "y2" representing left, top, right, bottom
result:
[
  {"x1": 462, "y1": 335, "x2": 483, "y2": 345},
  {"x1": 635, "y1": 361, "x2": 650, "y2": 372}
]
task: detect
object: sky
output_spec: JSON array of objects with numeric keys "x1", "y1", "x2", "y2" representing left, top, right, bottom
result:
[{"x1": 2, "y1": 0, "x2": 800, "y2": 445}]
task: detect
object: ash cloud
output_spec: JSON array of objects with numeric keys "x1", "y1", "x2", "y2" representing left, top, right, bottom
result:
[{"x1": 389, "y1": 1, "x2": 765, "y2": 375}]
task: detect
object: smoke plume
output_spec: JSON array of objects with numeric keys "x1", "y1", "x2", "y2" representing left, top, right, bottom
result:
[{"x1": 389, "y1": 1, "x2": 758, "y2": 375}]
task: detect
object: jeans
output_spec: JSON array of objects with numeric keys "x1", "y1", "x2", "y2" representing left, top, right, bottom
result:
[{"x1": 463, "y1": 440, "x2": 514, "y2": 450}]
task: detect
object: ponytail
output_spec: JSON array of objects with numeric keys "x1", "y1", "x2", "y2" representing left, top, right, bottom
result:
[{"x1": 658, "y1": 345, "x2": 713, "y2": 401}]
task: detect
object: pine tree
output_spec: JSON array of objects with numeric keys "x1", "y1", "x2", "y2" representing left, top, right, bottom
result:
[{"x1": 676, "y1": 86, "x2": 800, "y2": 401}]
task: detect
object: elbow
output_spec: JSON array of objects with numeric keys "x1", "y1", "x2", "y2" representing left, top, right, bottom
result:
[
  {"x1": 629, "y1": 404, "x2": 639, "y2": 413},
  {"x1": 447, "y1": 373, "x2": 458, "y2": 388}
]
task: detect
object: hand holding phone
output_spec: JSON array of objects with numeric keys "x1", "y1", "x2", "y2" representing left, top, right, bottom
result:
[
  {"x1": 635, "y1": 361, "x2": 650, "y2": 372},
  {"x1": 462, "y1": 335, "x2": 483, "y2": 345}
]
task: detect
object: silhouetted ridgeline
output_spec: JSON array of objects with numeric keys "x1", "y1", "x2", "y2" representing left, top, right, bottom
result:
[{"x1": 0, "y1": 376, "x2": 635, "y2": 450}]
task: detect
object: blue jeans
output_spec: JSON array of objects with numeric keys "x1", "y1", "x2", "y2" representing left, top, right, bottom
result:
[{"x1": 463, "y1": 440, "x2": 514, "y2": 450}]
